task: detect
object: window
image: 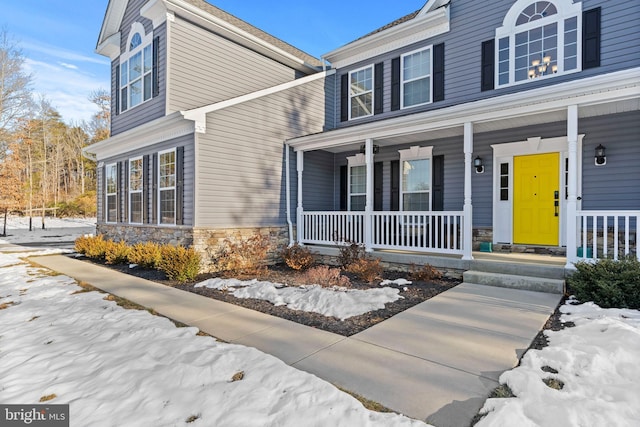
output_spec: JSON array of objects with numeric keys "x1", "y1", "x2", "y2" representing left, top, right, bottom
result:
[
  {"x1": 402, "y1": 47, "x2": 431, "y2": 108},
  {"x1": 399, "y1": 146, "x2": 433, "y2": 211},
  {"x1": 105, "y1": 163, "x2": 118, "y2": 223},
  {"x1": 349, "y1": 165, "x2": 366, "y2": 211},
  {"x1": 120, "y1": 23, "x2": 153, "y2": 112},
  {"x1": 496, "y1": 0, "x2": 582, "y2": 87},
  {"x1": 129, "y1": 157, "x2": 143, "y2": 224},
  {"x1": 349, "y1": 66, "x2": 373, "y2": 119},
  {"x1": 158, "y1": 149, "x2": 176, "y2": 225},
  {"x1": 500, "y1": 163, "x2": 510, "y2": 201}
]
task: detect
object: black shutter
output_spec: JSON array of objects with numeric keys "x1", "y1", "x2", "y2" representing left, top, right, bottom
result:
[
  {"x1": 114, "y1": 64, "x2": 120, "y2": 116},
  {"x1": 374, "y1": 162, "x2": 383, "y2": 211},
  {"x1": 481, "y1": 39, "x2": 495, "y2": 92},
  {"x1": 151, "y1": 153, "x2": 158, "y2": 224},
  {"x1": 432, "y1": 155, "x2": 444, "y2": 211},
  {"x1": 116, "y1": 162, "x2": 123, "y2": 223},
  {"x1": 391, "y1": 57, "x2": 401, "y2": 111},
  {"x1": 340, "y1": 74, "x2": 349, "y2": 122},
  {"x1": 390, "y1": 160, "x2": 400, "y2": 211},
  {"x1": 152, "y1": 36, "x2": 160, "y2": 97},
  {"x1": 339, "y1": 165, "x2": 347, "y2": 210},
  {"x1": 374, "y1": 62, "x2": 384, "y2": 115},
  {"x1": 143, "y1": 156, "x2": 149, "y2": 224},
  {"x1": 176, "y1": 147, "x2": 184, "y2": 225},
  {"x1": 102, "y1": 166, "x2": 107, "y2": 222},
  {"x1": 583, "y1": 7, "x2": 601, "y2": 70},
  {"x1": 122, "y1": 161, "x2": 128, "y2": 223},
  {"x1": 433, "y1": 43, "x2": 445, "y2": 102}
]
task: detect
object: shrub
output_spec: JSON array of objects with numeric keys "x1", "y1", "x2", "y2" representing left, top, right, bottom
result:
[
  {"x1": 157, "y1": 245, "x2": 201, "y2": 284},
  {"x1": 215, "y1": 232, "x2": 271, "y2": 276},
  {"x1": 104, "y1": 240, "x2": 131, "y2": 265},
  {"x1": 75, "y1": 235, "x2": 108, "y2": 260},
  {"x1": 408, "y1": 263, "x2": 442, "y2": 281},
  {"x1": 56, "y1": 191, "x2": 97, "y2": 217},
  {"x1": 281, "y1": 243, "x2": 315, "y2": 271},
  {"x1": 128, "y1": 242, "x2": 162, "y2": 269},
  {"x1": 303, "y1": 265, "x2": 351, "y2": 288},
  {"x1": 337, "y1": 241, "x2": 368, "y2": 268},
  {"x1": 567, "y1": 257, "x2": 640, "y2": 309},
  {"x1": 346, "y1": 258, "x2": 383, "y2": 284}
]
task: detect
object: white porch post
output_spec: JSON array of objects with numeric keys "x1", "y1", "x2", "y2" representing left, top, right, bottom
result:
[
  {"x1": 463, "y1": 122, "x2": 474, "y2": 260},
  {"x1": 566, "y1": 105, "x2": 579, "y2": 268},
  {"x1": 364, "y1": 138, "x2": 374, "y2": 252},
  {"x1": 296, "y1": 150, "x2": 304, "y2": 245}
]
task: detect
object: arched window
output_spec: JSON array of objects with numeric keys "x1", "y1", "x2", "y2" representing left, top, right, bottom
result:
[
  {"x1": 495, "y1": 0, "x2": 581, "y2": 87},
  {"x1": 119, "y1": 23, "x2": 153, "y2": 112}
]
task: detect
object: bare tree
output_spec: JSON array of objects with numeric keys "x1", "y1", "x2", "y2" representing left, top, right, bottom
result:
[{"x1": 0, "y1": 28, "x2": 33, "y2": 135}]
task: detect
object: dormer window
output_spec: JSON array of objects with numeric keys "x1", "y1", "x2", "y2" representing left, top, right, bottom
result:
[
  {"x1": 119, "y1": 23, "x2": 153, "y2": 112},
  {"x1": 495, "y1": 0, "x2": 582, "y2": 87}
]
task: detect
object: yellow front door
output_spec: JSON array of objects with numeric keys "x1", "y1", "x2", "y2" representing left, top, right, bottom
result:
[{"x1": 513, "y1": 153, "x2": 560, "y2": 245}]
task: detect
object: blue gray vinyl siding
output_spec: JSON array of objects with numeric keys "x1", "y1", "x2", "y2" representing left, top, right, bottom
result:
[
  {"x1": 111, "y1": 0, "x2": 167, "y2": 136},
  {"x1": 167, "y1": 16, "x2": 303, "y2": 112},
  {"x1": 302, "y1": 150, "x2": 334, "y2": 212},
  {"x1": 333, "y1": 0, "x2": 640, "y2": 128},
  {"x1": 98, "y1": 134, "x2": 195, "y2": 226},
  {"x1": 195, "y1": 77, "x2": 327, "y2": 228}
]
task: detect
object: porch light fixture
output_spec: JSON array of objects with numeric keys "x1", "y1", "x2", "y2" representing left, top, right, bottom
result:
[
  {"x1": 528, "y1": 54, "x2": 558, "y2": 79},
  {"x1": 595, "y1": 144, "x2": 606, "y2": 166},
  {"x1": 474, "y1": 156, "x2": 484, "y2": 174},
  {"x1": 359, "y1": 144, "x2": 380, "y2": 154}
]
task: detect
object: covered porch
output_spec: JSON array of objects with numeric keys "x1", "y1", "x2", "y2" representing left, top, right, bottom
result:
[{"x1": 286, "y1": 69, "x2": 640, "y2": 268}]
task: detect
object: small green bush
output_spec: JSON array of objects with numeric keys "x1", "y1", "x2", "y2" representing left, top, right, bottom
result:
[
  {"x1": 104, "y1": 240, "x2": 131, "y2": 265},
  {"x1": 128, "y1": 242, "x2": 162, "y2": 269},
  {"x1": 75, "y1": 235, "x2": 108, "y2": 260},
  {"x1": 281, "y1": 243, "x2": 315, "y2": 271},
  {"x1": 567, "y1": 257, "x2": 640, "y2": 309},
  {"x1": 157, "y1": 245, "x2": 201, "y2": 284},
  {"x1": 215, "y1": 232, "x2": 271, "y2": 276}
]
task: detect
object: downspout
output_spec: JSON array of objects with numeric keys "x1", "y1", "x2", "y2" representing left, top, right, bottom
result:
[{"x1": 285, "y1": 143, "x2": 294, "y2": 246}]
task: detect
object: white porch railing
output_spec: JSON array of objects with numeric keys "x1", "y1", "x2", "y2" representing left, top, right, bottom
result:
[
  {"x1": 576, "y1": 210, "x2": 639, "y2": 261},
  {"x1": 300, "y1": 211, "x2": 464, "y2": 255}
]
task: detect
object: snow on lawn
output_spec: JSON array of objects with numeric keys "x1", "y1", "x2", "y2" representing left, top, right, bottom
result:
[
  {"x1": 0, "y1": 252, "x2": 430, "y2": 427},
  {"x1": 476, "y1": 298, "x2": 640, "y2": 427},
  {"x1": 0, "y1": 216, "x2": 96, "y2": 246},
  {"x1": 195, "y1": 278, "x2": 403, "y2": 320}
]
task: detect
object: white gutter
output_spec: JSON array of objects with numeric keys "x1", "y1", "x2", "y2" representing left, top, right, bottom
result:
[{"x1": 285, "y1": 144, "x2": 294, "y2": 246}]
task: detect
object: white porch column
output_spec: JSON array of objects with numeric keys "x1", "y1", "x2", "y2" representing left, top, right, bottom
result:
[
  {"x1": 566, "y1": 105, "x2": 579, "y2": 268},
  {"x1": 463, "y1": 122, "x2": 474, "y2": 260},
  {"x1": 364, "y1": 138, "x2": 374, "y2": 252},
  {"x1": 296, "y1": 150, "x2": 304, "y2": 245}
]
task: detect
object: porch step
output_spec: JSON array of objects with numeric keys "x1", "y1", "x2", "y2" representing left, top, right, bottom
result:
[
  {"x1": 469, "y1": 259, "x2": 566, "y2": 280},
  {"x1": 463, "y1": 270, "x2": 565, "y2": 294}
]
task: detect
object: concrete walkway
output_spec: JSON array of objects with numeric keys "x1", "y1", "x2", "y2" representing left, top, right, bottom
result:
[{"x1": 30, "y1": 255, "x2": 561, "y2": 427}]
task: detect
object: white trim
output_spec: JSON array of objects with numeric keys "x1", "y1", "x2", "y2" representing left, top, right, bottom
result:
[
  {"x1": 325, "y1": 6, "x2": 450, "y2": 69},
  {"x1": 348, "y1": 65, "x2": 374, "y2": 121},
  {"x1": 128, "y1": 157, "x2": 144, "y2": 225},
  {"x1": 289, "y1": 68, "x2": 640, "y2": 152},
  {"x1": 399, "y1": 146, "x2": 434, "y2": 212},
  {"x1": 105, "y1": 163, "x2": 118, "y2": 224},
  {"x1": 120, "y1": 23, "x2": 154, "y2": 113},
  {"x1": 96, "y1": 0, "x2": 127, "y2": 57},
  {"x1": 347, "y1": 154, "x2": 366, "y2": 211},
  {"x1": 140, "y1": 0, "x2": 168, "y2": 28},
  {"x1": 182, "y1": 70, "x2": 334, "y2": 133},
  {"x1": 400, "y1": 46, "x2": 433, "y2": 109},
  {"x1": 96, "y1": 32, "x2": 121, "y2": 60},
  {"x1": 158, "y1": 148, "x2": 177, "y2": 226}
]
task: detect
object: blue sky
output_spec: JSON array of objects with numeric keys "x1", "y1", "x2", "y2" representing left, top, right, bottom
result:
[{"x1": 1, "y1": 0, "x2": 425, "y2": 124}]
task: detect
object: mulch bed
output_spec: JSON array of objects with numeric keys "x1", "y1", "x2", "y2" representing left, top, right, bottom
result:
[
  {"x1": 525, "y1": 294, "x2": 576, "y2": 352},
  {"x1": 77, "y1": 256, "x2": 459, "y2": 337}
]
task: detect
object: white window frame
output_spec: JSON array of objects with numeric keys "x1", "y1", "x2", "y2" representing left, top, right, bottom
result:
[
  {"x1": 129, "y1": 157, "x2": 144, "y2": 225},
  {"x1": 401, "y1": 46, "x2": 433, "y2": 109},
  {"x1": 158, "y1": 148, "x2": 176, "y2": 226},
  {"x1": 105, "y1": 163, "x2": 118, "y2": 224},
  {"x1": 399, "y1": 146, "x2": 433, "y2": 212},
  {"x1": 348, "y1": 65, "x2": 374, "y2": 120},
  {"x1": 119, "y1": 22, "x2": 153, "y2": 113},
  {"x1": 495, "y1": 0, "x2": 582, "y2": 88},
  {"x1": 346, "y1": 153, "x2": 366, "y2": 211}
]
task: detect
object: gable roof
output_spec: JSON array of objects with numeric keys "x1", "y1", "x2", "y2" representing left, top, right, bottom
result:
[{"x1": 97, "y1": 0, "x2": 323, "y2": 70}]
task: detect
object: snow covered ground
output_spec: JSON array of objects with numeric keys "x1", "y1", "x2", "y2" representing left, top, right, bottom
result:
[
  {"x1": 0, "y1": 216, "x2": 96, "y2": 248},
  {"x1": 0, "y1": 251, "x2": 429, "y2": 427}
]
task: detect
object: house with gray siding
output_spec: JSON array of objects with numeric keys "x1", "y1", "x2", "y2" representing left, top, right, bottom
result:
[{"x1": 87, "y1": 0, "x2": 639, "y2": 269}]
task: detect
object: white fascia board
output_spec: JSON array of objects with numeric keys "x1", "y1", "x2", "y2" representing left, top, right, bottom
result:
[
  {"x1": 83, "y1": 112, "x2": 194, "y2": 160},
  {"x1": 324, "y1": 6, "x2": 449, "y2": 69},
  {"x1": 140, "y1": 0, "x2": 168, "y2": 28},
  {"x1": 181, "y1": 70, "x2": 335, "y2": 133},
  {"x1": 421, "y1": 0, "x2": 450, "y2": 15},
  {"x1": 166, "y1": 0, "x2": 320, "y2": 74},
  {"x1": 289, "y1": 68, "x2": 640, "y2": 152},
  {"x1": 97, "y1": 0, "x2": 127, "y2": 52},
  {"x1": 96, "y1": 31, "x2": 121, "y2": 60}
]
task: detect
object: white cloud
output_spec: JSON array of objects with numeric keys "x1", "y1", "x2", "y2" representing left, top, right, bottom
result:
[
  {"x1": 21, "y1": 40, "x2": 110, "y2": 66},
  {"x1": 59, "y1": 62, "x2": 79, "y2": 70}
]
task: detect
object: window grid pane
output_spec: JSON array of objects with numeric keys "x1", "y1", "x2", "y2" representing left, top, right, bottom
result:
[
  {"x1": 514, "y1": 23, "x2": 558, "y2": 82},
  {"x1": 564, "y1": 17, "x2": 578, "y2": 71},
  {"x1": 130, "y1": 192, "x2": 143, "y2": 224},
  {"x1": 160, "y1": 189, "x2": 175, "y2": 225},
  {"x1": 402, "y1": 49, "x2": 431, "y2": 108},
  {"x1": 349, "y1": 68, "x2": 373, "y2": 119}
]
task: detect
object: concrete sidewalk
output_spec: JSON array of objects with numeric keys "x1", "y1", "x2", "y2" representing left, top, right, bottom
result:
[{"x1": 30, "y1": 255, "x2": 561, "y2": 427}]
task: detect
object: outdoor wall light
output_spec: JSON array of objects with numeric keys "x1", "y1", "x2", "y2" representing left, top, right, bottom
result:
[
  {"x1": 359, "y1": 144, "x2": 380, "y2": 154},
  {"x1": 595, "y1": 144, "x2": 606, "y2": 166},
  {"x1": 474, "y1": 156, "x2": 484, "y2": 173}
]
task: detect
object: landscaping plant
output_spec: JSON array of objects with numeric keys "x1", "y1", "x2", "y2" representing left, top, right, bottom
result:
[
  {"x1": 215, "y1": 232, "x2": 271, "y2": 276},
  {"x1": 75, "y1": 235, "x2": 108, "y2": 260},
  {"x1": 346, "y1": 258, "x2": 383, "y2": 284},
  {"x1": 104, "y1": 240, "x2": 131, "y2": 265},
  {"x1": 408, "y1": 263, "x2": 442, "y2": 281},
  {"x1": 128, "y1": 242, "x2": 162, "y2": 269},
  {"x1": 302, "y1": 265, "x2": 351, "y2": 288},
  {"x1": 157, "y1": 245, "x2": 201, "y2": 284},
  {"x1": 281, "y1": 243, "x2": 315, "y2": 271}
]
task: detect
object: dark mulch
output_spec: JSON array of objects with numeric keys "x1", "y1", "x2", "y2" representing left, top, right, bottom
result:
[
  {"x1": 525, "y1": 294, "x2": 576, "y2": 352},
  {"x1": 76, "y1": 256, "x2": 459, "y2": 337}
]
